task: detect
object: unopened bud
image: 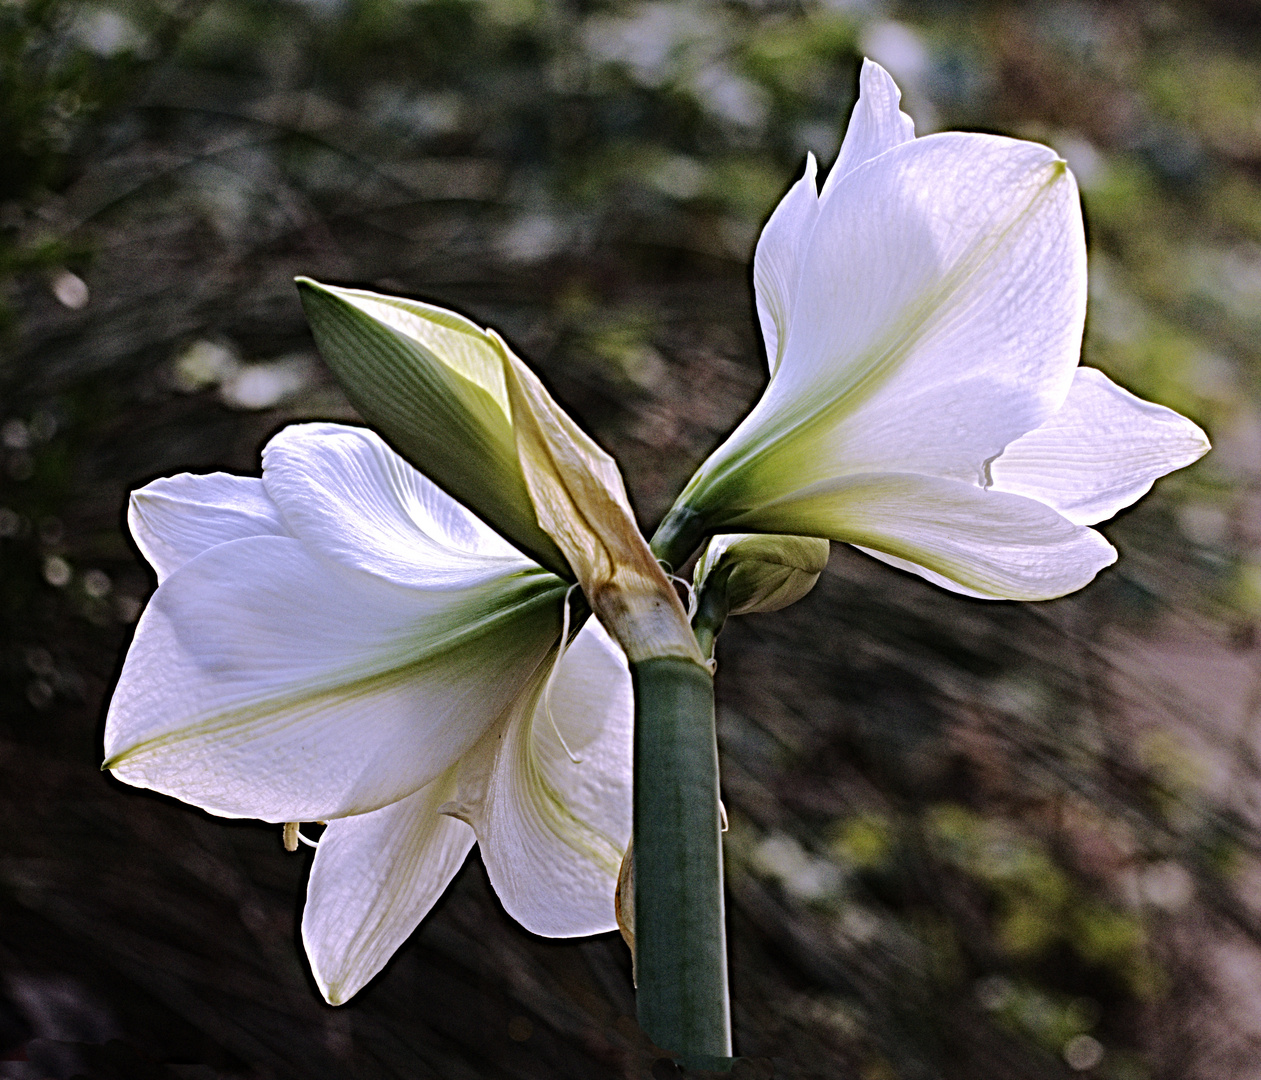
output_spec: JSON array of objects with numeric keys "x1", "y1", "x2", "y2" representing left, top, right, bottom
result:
[{"x1": 694, "y1": 533, "x2": 829, "y2": 615}]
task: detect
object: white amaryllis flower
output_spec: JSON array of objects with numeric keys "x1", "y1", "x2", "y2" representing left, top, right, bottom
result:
[
  {"x1": 659, "y1": 60, "x2": 1209, "y2": 601},
  {"x1": 104, "y1": 422, "x2": 632, "y2": 1004}
]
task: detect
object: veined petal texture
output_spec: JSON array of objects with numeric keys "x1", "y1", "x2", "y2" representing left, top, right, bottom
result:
[
  {"x1": 729, "y1": 472, "x2": 1116, "y2": 601},
  {"x1": 261, "y1": 423, "x2": 535, "y2": 588},
  {"x1": 302, "y1": 769, "x2": 476, "y2": 1005},
  {"x1": 104, "y1": 535, "x2": 564, "y2": 820},
  {"x1": 989, "y1": 367, "x2": 1210, "y2": 525},
  {"x1": 820, "y1": 58, "x2": 915, "y2": 199},
  {"x1": 315, "y1": 285, "x2": 513, "y2": 416},
  {"x1": 451, "y1": 620, "x2": 633, "y2": 936},
  {"x1": 128, "y1": 473, "x2": 288, "y2": 584},
  {"x1": 296, "y1": 279, "x2": 568, "y2": 575},
  {"x1": 684, "y1": 131, "x2": 1087, "y2": 519},
  {"x1": 105, "y1": 422, "x2": 567, "y2": 821}
]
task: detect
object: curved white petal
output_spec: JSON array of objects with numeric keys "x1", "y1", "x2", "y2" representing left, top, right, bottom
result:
[
  {"x1": 754, "y1": 153, "x2": 818, "y2": 375},
  {"x1": 782, "y1": 132, "x2": 1084, "y2": 479},
  {"x1": 450, "y1": 620, "x2": 633, "y2": 937},
  {"x1": 851, "y1": 547, "x2": 999, "y2": 600},
  {"x1": 685, "y1": 132, "x2": 1087, "y2": 518},
  {"x1": 261, "y1": 423, "x2": 533, "y2": 589},
  {"x1": 989, "y1": 367, "x2": 1211, "y2": 525},
  {"x1": 302, "y1": 770, "x2": 475, "y2": 1005},
  {"x1": 104, "y1": 535, "x2": 563, "y2": 821},
  {"x1": 127, "y1": 473, "x2": 287, "y2": 584},
  {"x1": 753, "y1": 62, "x2": 916, "y2": 379},
  {"x1": 820, "y1": 59, "x2": 915, "y2": 202},
  {"x1": 727, "y1": 472, "x2": 1116, "y2": 601}
]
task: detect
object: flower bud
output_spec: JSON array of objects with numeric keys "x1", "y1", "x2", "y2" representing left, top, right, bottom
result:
[
  {"x1": 694, "y1": 533, "x2": 829, "y2": 615},
  {"x1": 501, "y1": 343, "x2": 702, "y2": 664},
  {"x1": 296, "y1": 278, "x2": 568, "y2": 576}
]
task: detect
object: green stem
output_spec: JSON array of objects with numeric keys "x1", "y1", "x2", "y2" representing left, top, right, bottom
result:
[
  {"x1": 692, "y1": 572, "x2": 731, "y2": 662},
  {"x1": 631, "y1": 656, "x2": 732, "y2": 1070},
  {"x1": 649, "y1": 505, "x2": 708, "y2": 575}
]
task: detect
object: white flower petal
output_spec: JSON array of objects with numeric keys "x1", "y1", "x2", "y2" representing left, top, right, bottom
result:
[
  {"x1": 728, "y1": 472, "x2": 1116, "y2": 601},
  {"x1": 989, "y1": 367, "x2": 1211, "y2": 525},
  {"x1": 103, "y1": 535, "x2": 563, "y2": 821},
  {"x1": 452, "y1": 620, "x2": 633, "y2": 937},
  {"x1": 687, "y1": 131, "x2": 1087, "y2": 518},
  {"x1": 820, "y1": 59, "x2": 916, "y2": 202},
  {"x1": 754, "y1": 61, "x2": 913, "y2": 378},
  {"x1": 786, "y1": 133, "x2": 1084, "y2": 477},
  {"x1": 302, "y1": 771, "x2": 475, "y2": 1005},
  {"x1": 261, "y1": 423, "x2": 533, "y2": 589},
  {"x1": 127, "y1": 473, "x2": 287, "y2": 584},
  {"x1": 754, "y1": 153, "x2": 818, "y2": 375},
  {"x1": 851, "y1": 547, "x2": 999, "y2": 600}
]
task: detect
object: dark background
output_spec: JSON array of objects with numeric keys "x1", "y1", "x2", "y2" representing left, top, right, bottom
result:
[{"x1": 1, "y1": 1, "x2": 1258, "y2": 1077}]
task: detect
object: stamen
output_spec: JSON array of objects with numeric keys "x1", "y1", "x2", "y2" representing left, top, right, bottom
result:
[
  {"x1": 282, "y1": 821, "x2": 320, "y2": 850},
  {"x1": 543, "y1": 584, "x2": 583, "y2": 764},
  {"x1": 283, "y1": 822, "x2": 320, "y2": 847}
]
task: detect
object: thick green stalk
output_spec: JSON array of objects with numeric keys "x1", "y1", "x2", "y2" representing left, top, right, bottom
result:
[
  {"x1": 631, "y1": 656, "x2": 732, "y2": 1070},
  {"x1": 650, "y1": 505, "x2": 708, "y2": 576}
]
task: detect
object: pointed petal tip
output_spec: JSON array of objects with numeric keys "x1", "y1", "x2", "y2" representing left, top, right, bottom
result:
[
  {"x1": 320, "y1": 981, "x2": 349, "y2": 1007},
  {"x1": 293, "y1": 275, "x2": 327, "y2": 296},
  {"x1": 859, "y1": 57, "x2": 896, "y2": 86},
  {"x1": 1104, "y1": 539, "x2": 1120, "y2": 568},
  {"x1": 100, "y1": 735, "x2": 139, "y2": 773},
  {"x1": 301, "y1": 786, "x2": 475, "y2": 1008},
  {"x1": 294, "y1": 275, "x2": 347, "y2": 293},
  {"x1": 1193, "y1": 422, "x2": 1212, "y2": 456},
  {"x1": 1180, "y1": 419, "x2": 1212, "y2": 467},
  {"x1": 307, "y1": 953, "x2": 351, "y2": 1005},
  {"x1": 989, "y1": 369, "x2": 1211, "y2": 526},
  {"x1": 294, "y1": 276, "x2": 352, "y2": 305},
  {"x1": 855, "y1": 58, "x2": 911, "y2": 125}
]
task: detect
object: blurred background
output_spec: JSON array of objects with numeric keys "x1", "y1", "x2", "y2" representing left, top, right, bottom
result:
[{"x1": 0, "y1": 1, "x2": 1257, "y2": 1077}]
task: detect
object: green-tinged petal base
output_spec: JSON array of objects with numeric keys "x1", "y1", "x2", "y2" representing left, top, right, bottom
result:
[
  {"x1": 104, "y1": 537, "x2": 564, "y2": 822},
  {"x1": 449, "y1": 621, "x2": 633, "y2": 936},
  {"x1": 726, "y1": 472, "x2": 1116, "y2": 601}
]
